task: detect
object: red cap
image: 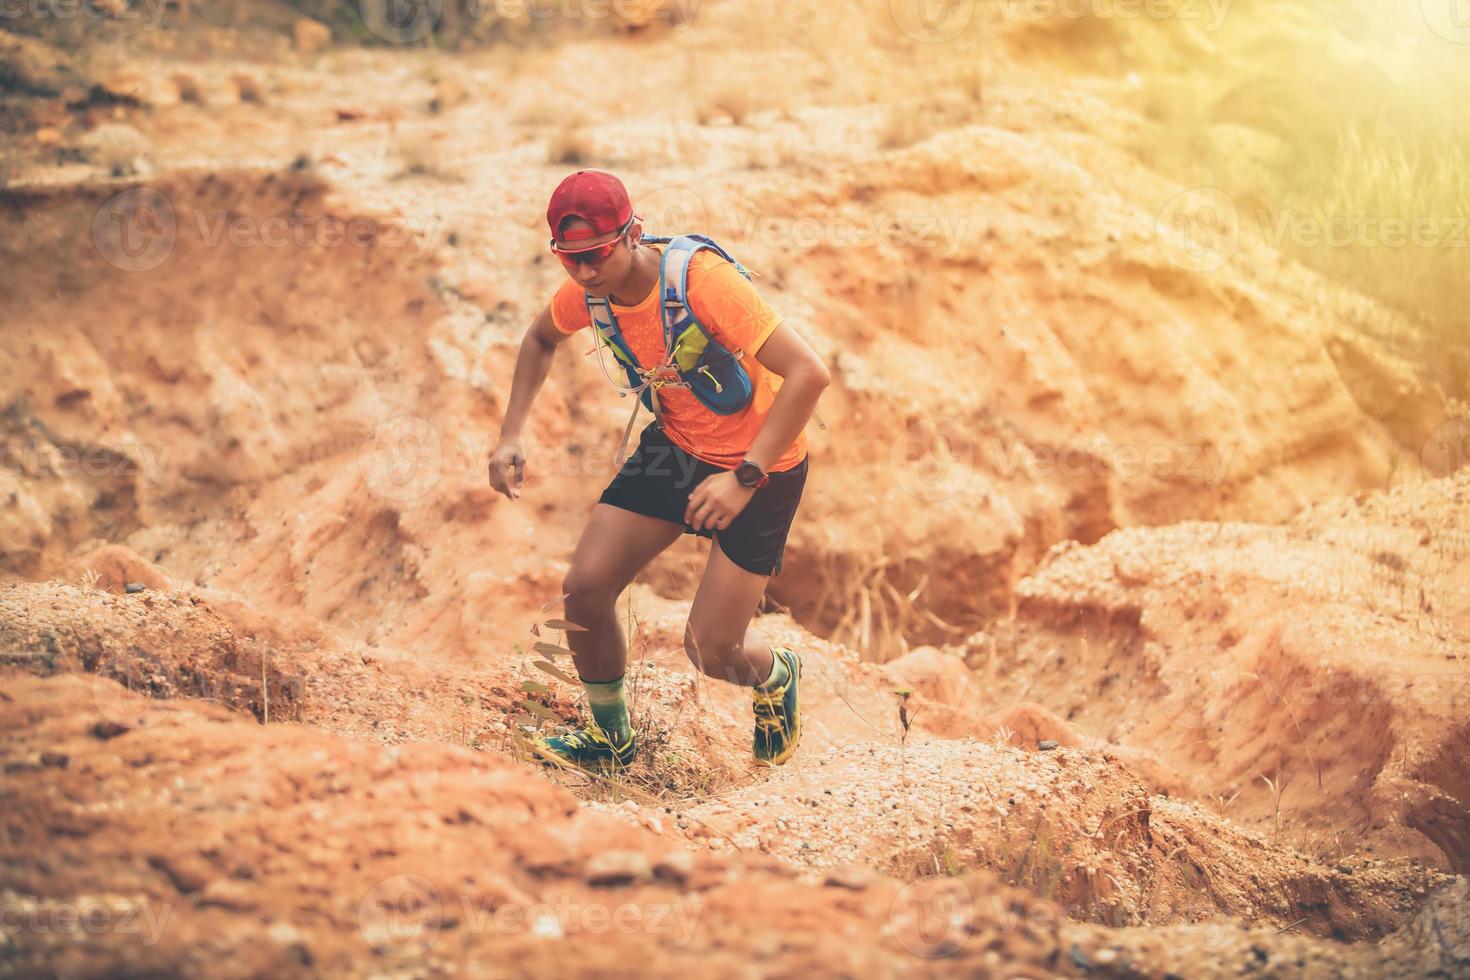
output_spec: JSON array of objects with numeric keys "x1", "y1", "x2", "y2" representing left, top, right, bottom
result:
[{"x1": 546, "y1": 169, "x2": 633, "y2": 246}]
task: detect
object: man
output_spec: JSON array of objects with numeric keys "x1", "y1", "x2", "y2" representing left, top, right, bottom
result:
[{"x1": 487, "y1": 169, "x2": 830, "y2": 771}]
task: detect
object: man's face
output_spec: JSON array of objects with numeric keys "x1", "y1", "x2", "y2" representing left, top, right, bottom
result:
[{"x1": 552, "y1": 217, "x2": 636, "y2": 297}]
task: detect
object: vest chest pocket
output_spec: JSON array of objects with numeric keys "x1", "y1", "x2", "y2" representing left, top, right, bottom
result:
[{"x1": 687, "y1": 338, "x2": 754, "y2": 415}]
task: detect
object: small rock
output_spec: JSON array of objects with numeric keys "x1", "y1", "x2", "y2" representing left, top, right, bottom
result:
[
  {"x1": 652, "y1": 851, "x2": 694, "y2": 884},
  {"x1": 35, "y1": 127, "x2": 62, "y2": 146},
  {"x1": 77, "y1": 124, "x2": 151, "y2": 176},
  {"x1": 91, "y1": 720, "x2": 132, "y2": 740},
  {"x1": 148, "y1": 853, "x2": 211, "y2": 893},
  {"x1": 199, "y1": 878, "x2": 256, "y2": 911},
  {"x1": 40, "y1": 751, "x2": 68, "y2": 769},
  {"x1": 125, "y1": 583, "x2": 146, "y2": 594},
  {"x1": 1069, "y1": 944, "x2": 1093, "y2": 970},
  {"x1": 585, "y1": 850, "x2": 652, "y2": 887},
  {"x1": 268, "y1": 922, "x2": 302, "y2": 945},
  {"x1": 823, "y1": 866, "x2": 876, "y2": 891},
  {"x1": 1038, "y1": 739, "x2": 1059, "y2": 751}
]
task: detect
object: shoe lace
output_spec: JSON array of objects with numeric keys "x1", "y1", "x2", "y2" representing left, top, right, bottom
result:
[
  {"x1": 752, "y1": 686, "x2": 788, "y2": 734},
  {"x1": 562, "y1": 724, "x2": 611, "y2": 751}
]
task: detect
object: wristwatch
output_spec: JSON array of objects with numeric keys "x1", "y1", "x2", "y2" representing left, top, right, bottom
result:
[{"x1": 734, "y1": 459, "x2": 770, "y2": 489}]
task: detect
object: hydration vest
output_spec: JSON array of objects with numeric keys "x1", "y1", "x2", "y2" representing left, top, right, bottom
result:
[{"x1": 584, "y1": 234, "x2": 756, "y2": 418}]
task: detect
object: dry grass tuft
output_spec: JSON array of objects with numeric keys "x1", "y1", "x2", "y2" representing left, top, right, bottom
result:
[
  {"x1": 1126, "y1": 8, "x2": 1470, "y2": 394},
  {"x1": 807, "y1": 528, "x2": 967, "y2": 663}
]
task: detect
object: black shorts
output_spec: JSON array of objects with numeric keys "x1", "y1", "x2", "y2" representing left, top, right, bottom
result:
[{"x1": 597, "y1": 421, "x2": 809, "y2": 577}]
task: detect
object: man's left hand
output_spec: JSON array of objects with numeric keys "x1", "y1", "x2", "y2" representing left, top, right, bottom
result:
[{"x1": 685, "y1": 470, "x2": 757, "y2": 531}]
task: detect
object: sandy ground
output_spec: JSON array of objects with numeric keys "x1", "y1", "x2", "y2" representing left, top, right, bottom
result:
[{"x1": 2, "y1": 2, "x2": 1467, "y2": 976}]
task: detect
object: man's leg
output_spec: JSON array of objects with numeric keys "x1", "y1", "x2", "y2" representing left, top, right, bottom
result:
[
  {"x1": 683, "y1": 542, "x2": 775, "y2": 684},
  {"x1": 685, "y1": 541, "x2": 803, "y2": 766},
  {"x1": 562, "y1": 502, "x2": 684, "y2": 681},
  {"x1": 539, "y1": 503, "x2": 684, "y2": 770}
]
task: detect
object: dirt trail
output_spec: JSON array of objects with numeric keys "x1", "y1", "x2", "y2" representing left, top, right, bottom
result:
[
  {"x1": 2, "y1": 673, "x2": 1464, "y2": 978},
  {"x1": 2, "y1": 2, "x2": 1466, "y2": 976}
]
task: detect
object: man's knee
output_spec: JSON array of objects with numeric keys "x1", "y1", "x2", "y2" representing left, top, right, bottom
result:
[
  {"x1": 682, "y1": 621, "x2": 742, "y2": 677},
  {"x1": 562, "y1": 566, "x2": 619, "y2": 616}
]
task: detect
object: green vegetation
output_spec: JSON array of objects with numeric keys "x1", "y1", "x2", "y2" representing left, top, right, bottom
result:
[{"x1": 1127, "y1": 0, "x2": 1468, "y2": 393}]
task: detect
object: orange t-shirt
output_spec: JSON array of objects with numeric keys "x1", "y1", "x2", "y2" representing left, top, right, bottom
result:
[{"x1": 550, "y1": 243, "x2": 808, "y2": 473}]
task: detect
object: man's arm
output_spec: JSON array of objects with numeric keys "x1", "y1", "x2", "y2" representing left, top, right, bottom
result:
[
  {"x1": 683, "y1": 319, "x2": 829, "y2": 531},
  {"x1": 488, "y1": 304, "x2": 574, "y2": 500},
  {"x1": 742, "y1": 321, "x2": 831, "y2": 472}
]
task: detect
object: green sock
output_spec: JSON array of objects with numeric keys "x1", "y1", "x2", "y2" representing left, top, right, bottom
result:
[
  {"x1": 583, "y1": 676, "x2": 631, "y2": 742},
  {"x1": 755, "y1": 649, "x2": 790, "y2": 692}
]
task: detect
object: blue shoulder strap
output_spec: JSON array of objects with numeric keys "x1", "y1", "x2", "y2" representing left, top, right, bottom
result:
[
  {"x1": 581, "y1": 234, "x2": 755, "y2": 381},
  {"x1": 584, "y1": 294, "x2": 636, "y2": 367},
  {"x1": 585, "y1": 292, "x2": 656, "y2": 412},
  {"x1": 655, "y1": 234, "x2": 753, "y2": 352}
]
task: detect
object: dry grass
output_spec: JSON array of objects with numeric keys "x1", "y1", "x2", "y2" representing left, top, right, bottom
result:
[
  {"x1": 1289, "y1": 122, "x2": 1469, "y2": 381},
  {"x1": 1004, "y1": 828, "x2": 1068, "y2": 906},
  {"x1": 1257, "y1": 770, "x2": 1291, "y2": 840},
  {"x1": 1124, "y1": 8, "x2": 1470, "y2": 394},
  {"x1": 502, "y1": 597, "x2": 742, "y2": 808},
  {"x1": 895, "y1": 832, "x2": 965, "y2": 880},
  {"x1": 807, "y1": 528, "x2": 968, "y2": 663}
]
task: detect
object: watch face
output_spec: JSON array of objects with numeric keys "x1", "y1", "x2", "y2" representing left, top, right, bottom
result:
[{"x1": 735, "y1": 462, "x2": 763, "y2": 487}]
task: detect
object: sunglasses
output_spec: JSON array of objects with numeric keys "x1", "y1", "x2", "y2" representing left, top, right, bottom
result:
[{"x1": 550, "y1": 219, "x2": 633, "y2": 271}]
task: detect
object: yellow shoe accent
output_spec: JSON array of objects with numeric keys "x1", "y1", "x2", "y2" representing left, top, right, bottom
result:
[{"x1": 752, "y1": 647, "x2": 801, "y2": 766}]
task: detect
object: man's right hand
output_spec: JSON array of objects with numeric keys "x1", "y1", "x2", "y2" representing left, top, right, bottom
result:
[{"x1": 488, "y1": 438, "x2": 526, "y2": 500}]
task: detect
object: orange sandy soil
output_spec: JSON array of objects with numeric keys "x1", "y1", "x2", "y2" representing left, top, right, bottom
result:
[{"x1": 2, "y1": 2, "x2": 1468, "y2": 977}]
